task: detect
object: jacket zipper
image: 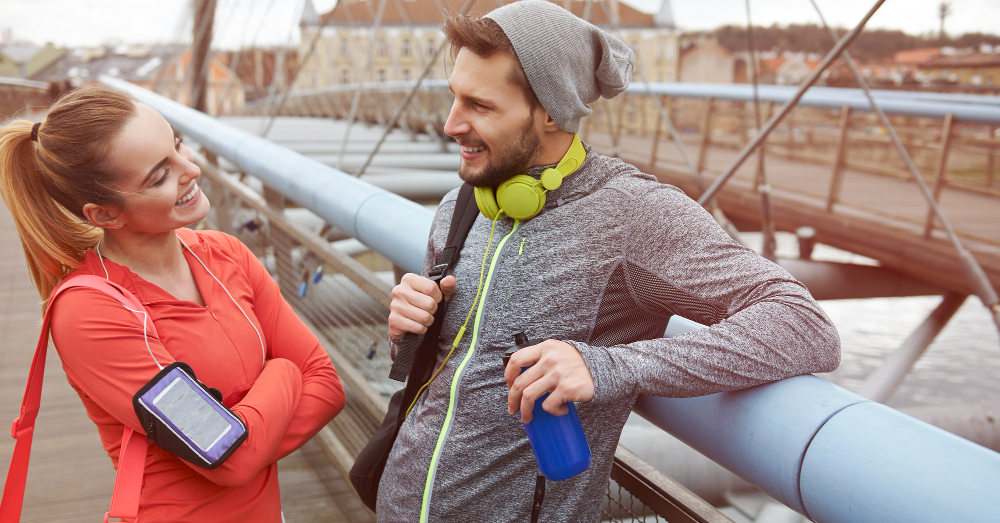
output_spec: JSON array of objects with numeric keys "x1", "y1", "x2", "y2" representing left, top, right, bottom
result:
[{"x1": 419, "y1": 219, "x2": 521, "y2": 522}]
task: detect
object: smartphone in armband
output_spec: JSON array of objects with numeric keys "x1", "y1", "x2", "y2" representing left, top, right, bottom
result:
[{"x1": 132, "y1": 362, "x2": 247, "y2": 469}]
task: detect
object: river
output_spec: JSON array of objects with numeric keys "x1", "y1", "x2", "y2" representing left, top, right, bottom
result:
[{"x1": 747, "y1": 231, "x2": 1000, "y2": 410}]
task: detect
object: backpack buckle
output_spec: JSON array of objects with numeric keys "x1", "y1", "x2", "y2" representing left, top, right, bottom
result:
[{"x1": 427, "y1": 263, "x2": 449, "y2": 283}]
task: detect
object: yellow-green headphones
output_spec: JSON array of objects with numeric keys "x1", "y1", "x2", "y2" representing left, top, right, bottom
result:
[{"x1": 473, "y1": 134, "x2": 587, "y2": 221}]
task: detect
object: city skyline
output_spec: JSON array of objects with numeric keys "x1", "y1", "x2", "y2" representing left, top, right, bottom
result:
[{"x1": 2, "y1": 0, "x2": 999, "y2": 49}]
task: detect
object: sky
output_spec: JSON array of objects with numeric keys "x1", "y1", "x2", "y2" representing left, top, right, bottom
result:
[{"x1": 2, "y1": 0, "x2": 999, "y2": 49}]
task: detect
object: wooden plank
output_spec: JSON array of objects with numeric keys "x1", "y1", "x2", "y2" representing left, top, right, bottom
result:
[
  {"x1": 924, "y1": 113, "x2": 956, "y2": 237},
  {"x1": 612, "y1": 445, "x2": 734, "y2": 523},
  {"x1": 650, "y1": 99, "x2": 663, "y2": 167},
  {"x1": 696, "y1": 96, "x2": 715, "y2": 175},
  {"x1": 826, "y1": 104, "x2": 853, "y2": 212}
]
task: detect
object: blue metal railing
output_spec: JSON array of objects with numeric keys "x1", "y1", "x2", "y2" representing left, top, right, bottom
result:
[
  {"x1": 0, "y1": 77, "x2": 49, "y2": 89},
  {"x1": 102, "y1": 76, "x2": 1000, "y2": 523},
  {"x1": 245, "y1": 78, "x2": 1000, "y2": 125}
]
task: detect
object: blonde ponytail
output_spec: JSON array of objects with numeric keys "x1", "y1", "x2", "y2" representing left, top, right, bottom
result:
[{"x1": 0, "y1": 84, "x2": 135, "y2": 300}]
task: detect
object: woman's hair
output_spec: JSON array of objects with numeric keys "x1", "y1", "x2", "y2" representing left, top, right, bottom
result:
[{"x1": 0, "y1": 83, "x2": 136, "y2": 299}]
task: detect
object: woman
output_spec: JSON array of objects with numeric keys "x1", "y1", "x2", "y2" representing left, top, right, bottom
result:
[{"x1": 0, "y1": 83, "x2": 345, "y2": 521}]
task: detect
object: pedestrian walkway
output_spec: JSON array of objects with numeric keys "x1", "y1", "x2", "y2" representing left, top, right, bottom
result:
[
  {"x1": 585, "y1": 131, "x2": 1000, "y2": 297},
  {"x1": 0, "y1": 204, "x2": 371, "y2": 522}
]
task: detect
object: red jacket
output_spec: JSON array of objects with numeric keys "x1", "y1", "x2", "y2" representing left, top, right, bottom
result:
[{"x1": 49, "y1": 228, "x2": 345, "y2": 522}]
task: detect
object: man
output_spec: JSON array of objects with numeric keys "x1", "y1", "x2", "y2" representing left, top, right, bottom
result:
[{"x1": 383, "y1": 1, "x2": 840, "y2": 521}]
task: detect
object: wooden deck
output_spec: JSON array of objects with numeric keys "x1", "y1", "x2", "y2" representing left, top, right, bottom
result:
[
  {"x1": 0, "y1": 205, "x2": 372, "y2": 522},
  {"x1": 587, "y1": 131, "x2": 1000, "y2": 298}
]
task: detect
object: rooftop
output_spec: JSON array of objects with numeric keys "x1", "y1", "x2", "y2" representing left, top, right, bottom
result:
[{"x1": 315, "y1": 0, "x2": 662, "y2": 28}]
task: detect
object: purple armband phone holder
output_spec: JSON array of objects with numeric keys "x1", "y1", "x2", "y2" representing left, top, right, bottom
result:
[{"x1": 133, "y1": 362, "x2": 247, "y2": 469}]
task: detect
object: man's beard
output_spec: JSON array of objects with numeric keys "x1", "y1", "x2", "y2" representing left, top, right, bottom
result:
[{"x1": 458, "y1": 113, "x2": 542, "y2": 188}]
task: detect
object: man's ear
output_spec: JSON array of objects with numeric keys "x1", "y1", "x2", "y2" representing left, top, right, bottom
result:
[
  {"x1": 82, "y1": 203, "x2": 121, "y2": 229},
  {"x1": 538, "y1": 107, "x2": 562, "y2": 133}
]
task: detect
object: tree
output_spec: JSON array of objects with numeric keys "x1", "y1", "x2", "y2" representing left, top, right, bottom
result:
[{"x1": 939, "y1": 2, "x2": 952, "y2": 40}]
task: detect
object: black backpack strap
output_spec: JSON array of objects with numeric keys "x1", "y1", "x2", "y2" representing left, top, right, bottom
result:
[
  {"x1": 388, "y1": 184, "x2": 478, "y2": 382},
  {"x1": 350, "y1": 185, "x2": 481, "y2": 510}
]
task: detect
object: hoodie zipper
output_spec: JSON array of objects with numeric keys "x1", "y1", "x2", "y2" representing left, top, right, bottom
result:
[{"x1": 419, "y1": 219, "x2": 521, "y2": 522}]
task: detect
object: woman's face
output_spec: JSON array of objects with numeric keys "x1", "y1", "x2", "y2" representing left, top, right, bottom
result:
[{"x1": 106, "y1": 103, "x2": 209, "y2": 233}]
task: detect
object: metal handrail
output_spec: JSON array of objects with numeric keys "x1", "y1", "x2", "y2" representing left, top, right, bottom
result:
[
  {"x1": 242, "y1": 78, "x2": 1000, "y2": 125},
  {"x1": 102, "y1": 76, "x2": 1000, "y2": 523}
]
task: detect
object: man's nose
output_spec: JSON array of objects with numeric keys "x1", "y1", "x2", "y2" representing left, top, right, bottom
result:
[{"x1": 443, "y1": 100, "x2": 469, "y2": 137}]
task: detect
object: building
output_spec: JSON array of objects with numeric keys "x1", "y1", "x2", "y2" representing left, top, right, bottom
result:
[
  {"x1": 218, "y1": 48, "x2": 298, "y2": 102},
  {"x1": 0, "y1": 43, "x2": 66, "y2": 79},
  {"x1": 895, "y1": 48, "x2": 942, "y2": 68},
  {"x1": 33, "y1": 44, "x2": 245, "y2": 116},
  {"x1": 919, "y1": 52, "x2": 1000, "y2": 87},
  {"x1": 295, "y1": 0, "x2": 680, "y2": 90},
  {"x1": 679, "y1": 38, "x2": 734, "y2": 83},
  {"x1": 153, "y1": 49, "x2": 246, "y2": 115},
  {"x1": 772, "y1": 53, "x2": 820, "y2": 85},
  {"x1": 33, "y1": 44, "x2": 181, "y2": 90}
]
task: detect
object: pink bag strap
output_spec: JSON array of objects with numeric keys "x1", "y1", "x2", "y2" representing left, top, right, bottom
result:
[{"x1": 1, "y1": 275, "x2": 157, "y2": 522}]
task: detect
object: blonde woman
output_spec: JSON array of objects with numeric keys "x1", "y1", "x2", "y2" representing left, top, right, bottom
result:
[{"x1": 0, "y1": 83, "x2": 345, "y2": 521}]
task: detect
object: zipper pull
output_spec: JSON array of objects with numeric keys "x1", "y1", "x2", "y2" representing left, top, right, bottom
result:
[
  {"x1": 207, "y1": 307, "x2": 218, "y2": 320},
  {"x1": 145, "y1": 419, "x2": 155, "y2": 443}
]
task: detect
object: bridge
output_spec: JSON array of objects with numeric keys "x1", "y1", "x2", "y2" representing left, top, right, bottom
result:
[{"x1": 3, "y1": 0, "x2": 1000, "y2": 521}]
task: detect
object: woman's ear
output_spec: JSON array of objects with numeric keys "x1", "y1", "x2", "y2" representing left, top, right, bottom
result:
[{"x1": 82, "y1": 203, "x2": 122, "y2": 229}]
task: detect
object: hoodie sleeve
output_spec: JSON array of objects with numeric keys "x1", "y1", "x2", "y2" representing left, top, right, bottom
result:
[
  {"x1": 572, "y1": 184, "x2": 840, "y2": 403},
  {"x1": 51, "y1": 287, "x2": 303, "y2": 487}
]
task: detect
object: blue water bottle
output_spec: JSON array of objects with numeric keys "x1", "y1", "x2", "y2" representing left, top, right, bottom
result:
[{"x1": 503, "y1": 332, "x2": 591, "y2": 481}]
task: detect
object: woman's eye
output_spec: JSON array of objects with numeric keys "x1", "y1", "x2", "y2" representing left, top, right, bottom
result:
[
  {"x1": 151, "y1": 169, "x2": 169, "y2": 187},
  {"x1": 175, "y1": 137, "x2": 184, "y2": 151}
]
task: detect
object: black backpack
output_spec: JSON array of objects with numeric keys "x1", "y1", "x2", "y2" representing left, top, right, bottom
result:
[{"x1": 349, "y1": 183, "x2": 479, "y2": 511}]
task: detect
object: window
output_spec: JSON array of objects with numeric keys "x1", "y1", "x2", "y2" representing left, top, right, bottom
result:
[
  {"x1": 377, "y1": 69, "x2": 386, "y2": 82},
  {"x1": 340, "y1": 38, "x2": 348, "y2": 56},
  {"x1": 341, "y1": 70, "x2": 349, "y2": 84},
  {"x1": 428, "y1": 39, "x2": 435, "y2": 57},
  {"x1": 377, "y1": 39, "x2": 387, "y2": 56},
  {"x1": 402, "y1": 69, "x2": 411, "y2": 81},
  {"x1": 402, "y1": 39, "x2": 411, "y2": 56}
]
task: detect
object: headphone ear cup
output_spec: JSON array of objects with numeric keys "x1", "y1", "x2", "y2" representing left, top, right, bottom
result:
[
  {"x1": 496, "y1": 175, "x2": 546, "y2": 221},
  {"x1": 474, "y1": 185, "x2": 502, "y2": 221}
]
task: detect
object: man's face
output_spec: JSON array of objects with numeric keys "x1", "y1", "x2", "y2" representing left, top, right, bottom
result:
[{"x1": 444, "y1": 48, "x2": 545, "y2": 188}]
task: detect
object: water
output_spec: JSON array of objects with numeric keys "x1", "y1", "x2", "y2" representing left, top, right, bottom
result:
[
  {"x1": 744, "y1": 232, "x2": 1000, "y2": 410},
  {"x1": 819, "y1": 296, "x2": 1000, "y2": 409}
]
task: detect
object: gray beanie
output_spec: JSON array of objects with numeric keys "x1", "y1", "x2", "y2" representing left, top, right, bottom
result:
[{"x1": 485, "y1": 0, "x2": 635, "y2": 133}]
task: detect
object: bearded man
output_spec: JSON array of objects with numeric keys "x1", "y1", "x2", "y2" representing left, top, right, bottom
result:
[{"x1": 382, "y1": 1, "x2": 840, "y2": 521}]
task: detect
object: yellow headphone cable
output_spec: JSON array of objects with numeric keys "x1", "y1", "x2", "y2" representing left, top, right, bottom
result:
[{"x1": 405, "y1": 213, "x2": 503, "y2": 418}]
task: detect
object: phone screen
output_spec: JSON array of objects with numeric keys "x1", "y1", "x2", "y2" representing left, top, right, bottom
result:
[{"x1": 152, "y1": 377, "x2": 232, "y2": 451}]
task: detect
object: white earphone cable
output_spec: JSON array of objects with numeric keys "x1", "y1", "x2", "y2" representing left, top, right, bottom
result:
[
  {"x1": 96, "y1": 238, "x2": 164, "y2": 370},
  {"x1": 178, "y1": 236, "x2": 267, "y2": 368},
  {"x1": 94, "y1": 235, "x2": 267, "y2": 371}
]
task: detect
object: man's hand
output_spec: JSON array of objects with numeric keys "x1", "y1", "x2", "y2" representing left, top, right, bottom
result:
[
  {"x1": 388, "y1": 273, "x2": 457, "y2": 352},
  {"x1": 504, "y1": 340, "x2": 595, "y2": 423}
]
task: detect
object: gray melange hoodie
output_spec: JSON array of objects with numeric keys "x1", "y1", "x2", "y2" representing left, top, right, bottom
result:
[{"x1": 376, "y1": 146, "x2": 841, "y2": 522}]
